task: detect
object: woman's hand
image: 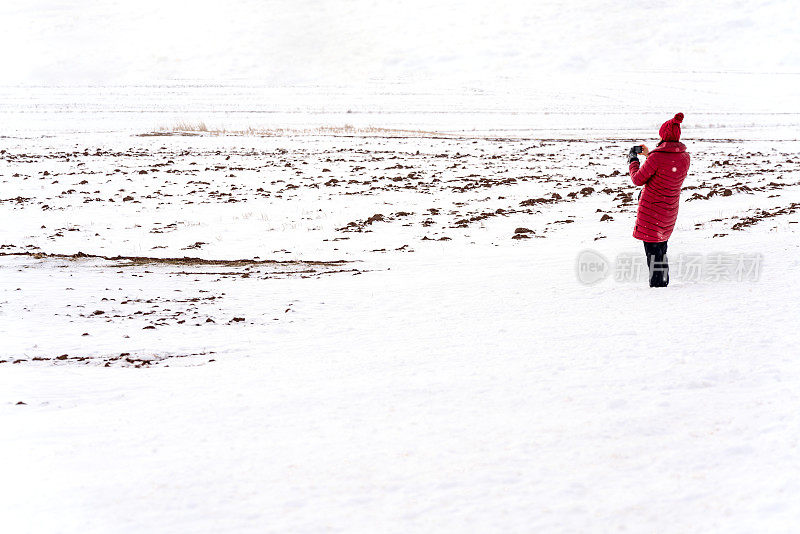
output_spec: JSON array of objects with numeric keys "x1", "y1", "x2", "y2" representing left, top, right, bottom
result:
[{"x1": 641, "y1": 145, "x2": 649, "y2": 157}]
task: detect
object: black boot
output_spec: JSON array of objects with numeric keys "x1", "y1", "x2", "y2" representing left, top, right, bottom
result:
[{"x1": 643, "y1": 241, "x2": 669, "y2": 287}]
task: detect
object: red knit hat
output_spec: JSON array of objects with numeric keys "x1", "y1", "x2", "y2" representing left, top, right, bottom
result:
[{"x1": 659, "y1": 113, "x2": 684, "y2": 141}]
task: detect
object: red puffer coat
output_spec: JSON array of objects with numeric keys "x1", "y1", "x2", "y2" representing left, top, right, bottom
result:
[{"x1": 629, "y1": 141, "x2": 691, "y2": 242}]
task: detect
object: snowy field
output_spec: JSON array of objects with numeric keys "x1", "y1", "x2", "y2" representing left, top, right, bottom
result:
[
  {"x1": 2, "y1": 82, "x2": 800, "y2": 532},
  {"x1": 2, "y1": 0, "x2": 800, "y2": 531}
]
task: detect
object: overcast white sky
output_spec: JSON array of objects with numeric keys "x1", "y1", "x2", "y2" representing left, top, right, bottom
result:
[{"x1": 1, "y1": 0, "x2": 796, "y2": 85}]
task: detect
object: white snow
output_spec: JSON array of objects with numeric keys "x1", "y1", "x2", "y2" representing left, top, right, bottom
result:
[
  {"x1": 2, "y1": 1, "x2": 800, "y2": 532},
  {"x1": 2, "y1": 121, "x2": 800, "y2": 531},
  {"x1": 3, "y1": 234, "x2": 800, "y2": 532}
]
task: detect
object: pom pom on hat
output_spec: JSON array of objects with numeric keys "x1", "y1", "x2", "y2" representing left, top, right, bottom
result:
[{"x1": 659, "y1": 112, "x2": 684, "y2": 141}]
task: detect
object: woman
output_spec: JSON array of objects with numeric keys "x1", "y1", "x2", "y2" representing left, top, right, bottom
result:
[{"x1": 627, "y1": 113, "x2": 691, "y2": 287}]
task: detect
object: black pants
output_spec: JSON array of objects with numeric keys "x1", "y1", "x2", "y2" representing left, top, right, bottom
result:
[{"x1": 643, "y1": 241, "x2": 669, "y2": 287}]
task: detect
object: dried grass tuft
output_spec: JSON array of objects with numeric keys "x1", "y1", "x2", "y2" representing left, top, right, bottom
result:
[{"x1": 156, "y1": 122, "x2": 452, "y2": 138}]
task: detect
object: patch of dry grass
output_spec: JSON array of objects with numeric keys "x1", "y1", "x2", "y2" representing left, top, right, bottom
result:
[
  {"x1": 2, "y1": 251, "x2": 349, "y2": 266},
  {"x1": 153, "y1": 123, "x2": 454, "y2": 138},
  {"x1": 172, "y1": 121, "x2": 208, "y2": 132}
]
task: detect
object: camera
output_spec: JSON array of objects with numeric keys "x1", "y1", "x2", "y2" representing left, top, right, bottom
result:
[{"x1": 632, "y1": 145, "x2": 643, "y2": 154}]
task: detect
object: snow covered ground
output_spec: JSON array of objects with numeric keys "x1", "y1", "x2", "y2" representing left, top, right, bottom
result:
[
  {"x1": 3, "y1": 238, "x2": 800, "y2": 533},
  {"x1": 2, "y1": 91, "x2": 800, "y2": 531},
  {"x1": 2, "y1": 0, "x2": 800, "y2": 531}
]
